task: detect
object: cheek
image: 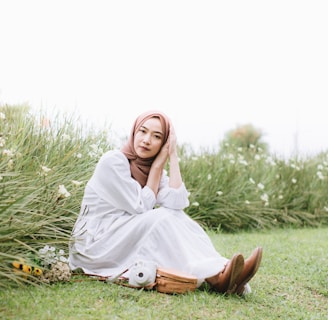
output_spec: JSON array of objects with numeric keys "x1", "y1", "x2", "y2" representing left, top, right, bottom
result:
[
  {"x1": 133, "y1": 139, "x2": 138, "y2": 150},
  {"x1": 153, "y1": 141, "x2": 163, "y2": 154},
  {"x1": 133, "y1": 133, "x2": 142, "y2": 148}
]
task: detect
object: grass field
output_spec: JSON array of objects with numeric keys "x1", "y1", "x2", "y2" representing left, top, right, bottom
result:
[{"x1": 1, "y1": 227, "x2": 327, "y2": 320}]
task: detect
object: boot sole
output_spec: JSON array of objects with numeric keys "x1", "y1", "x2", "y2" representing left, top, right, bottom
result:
[
  {"x1": 225, "y1": 254, "x2": 245, "y2": 293},
  {"x1": 235, "y1": 247, "x2": 263, "y2": 295}
]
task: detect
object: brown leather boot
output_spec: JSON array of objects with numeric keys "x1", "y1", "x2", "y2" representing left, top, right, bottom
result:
[
  {"x1": 234, "y1": 247, "x2": 263, "y2": 295},
  {"x1": 206, "y1": 253, "x2": 244, "y2": 294}
]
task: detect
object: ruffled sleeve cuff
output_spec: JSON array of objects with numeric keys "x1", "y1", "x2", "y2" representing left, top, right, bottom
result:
[
  {"x1": 156, "y1": 183, "x2": 190, "y2": 210},
  {"x1": 141, "y1": 186, "x2": 157, "y2": 210}
]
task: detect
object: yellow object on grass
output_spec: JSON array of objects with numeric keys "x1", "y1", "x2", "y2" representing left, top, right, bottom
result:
[{"x1": 12, "y1": 259, "x2": 43, "y2": 276}]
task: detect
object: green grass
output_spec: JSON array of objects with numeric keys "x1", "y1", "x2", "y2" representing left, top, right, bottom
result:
[{"x1": 1, "y1": 227, "x2": 327, "y2": 320}]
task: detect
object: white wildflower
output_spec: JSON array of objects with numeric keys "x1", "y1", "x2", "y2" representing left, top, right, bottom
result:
[
  {"x1": 38, "y1": 245, "x2": 57, "y2": 266},
  {"x1": 38, "y1": 245, "x2": 69, "y2": 273},
  {"x1": 72, "y1": 180, "x2": 83, "y2": 187},
  {"x1": 2, "y1": 149, "x2": 14, "y2": 157},
  {"x1": 265, "y1": 156, "x2": 276, "y2": 166},
  {"x1": 58, "y1": 185, "x2": 71, "y2": 199},
  {"x1": 316, "y1": 171, "x2": 324, "y2": 180},
  {"x1": 249, "y1": 178, "x2": 255, "y2": 184},
  {"x1": 207, "y1": 174, "x2": 212, "y2": 180},
  {"x1": 0, "y1": 112, "x2": 5, "y2": 120},
  {"x1": 39, "y1": 245, "x2": 50, "y2": 255},
  {"x1": 0, "y1": 137, "x2": 5, "y2": 147},
  {"x1": 41, "y1": 165, "x2": 52, "y2": 176},
  {"x1": 192, "y1": 202, "x2": 200, "y2": 207},
  {"x1": 260, "y1": 193, "x2": 269, "y2": 202},
  {"x1": 254, "y1": 154, "x2": 261, "y2": 161},
  {"x1": 291, "y1": 178, "x2": 297, "y2": 184},
  {"x1": 261, "y1": 193, "x2": 269, "y2": 206},
  {"x1": 290, "y1": 163, "x2": 301, "y2": 171},
  {"x1": 216, "y1": 191, "x2": 223, "y2": 196},
  {"x1": 74, "y1": 153, "x2": 82, "y2": 159},
  {"x1": 245, "y1": 200, "x2": 250, "y2": 205},
  {"x1": 88, "y1": 151, "x2": 97, "y2": 158},
  {"x1": 317, "y1": 164, "x2": 323, "y2": 170},
  {"x1": 257, "y1": 183, "x2": 265, "y2": 190},
  {"x1": 88, "y1": 144, "x2": 104, "y2": 158},
  {"x1": 239, "y1": 159, "x2": 248, "y2": 166}
]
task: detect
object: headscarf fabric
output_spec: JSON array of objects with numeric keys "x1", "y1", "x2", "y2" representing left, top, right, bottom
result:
[{"x1": 121, "y1": 110, "x2": 170, "y2": 187}]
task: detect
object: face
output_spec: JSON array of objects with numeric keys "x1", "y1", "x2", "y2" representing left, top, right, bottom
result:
[{"x1": 134, "y1": 117, "x2": 164, "y2": 158}]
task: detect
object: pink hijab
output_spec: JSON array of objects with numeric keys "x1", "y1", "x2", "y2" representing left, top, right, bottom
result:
[{"x1": 121, "y1": 110, "x2": 170, "y2": 187}]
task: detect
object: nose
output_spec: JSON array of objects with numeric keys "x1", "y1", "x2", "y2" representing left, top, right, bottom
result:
[{"x1": 143, "y1": 134, "x2": 151, "y2": 144}]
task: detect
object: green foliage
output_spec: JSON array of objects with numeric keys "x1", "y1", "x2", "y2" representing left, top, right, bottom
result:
[
  {"x1": 1, "y1": 104, "x2": 328, "y2": 288},
  {"x1": 180, "y1": 143, "x2": 328, "y2": 231},
  {"x1": 0, "y1": 104, "x2": 113, "y2": 286}
]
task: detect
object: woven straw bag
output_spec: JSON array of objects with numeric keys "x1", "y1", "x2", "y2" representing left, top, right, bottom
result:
[{"x1": 155, "y1": 267, "x2": 198, "y2": 294}]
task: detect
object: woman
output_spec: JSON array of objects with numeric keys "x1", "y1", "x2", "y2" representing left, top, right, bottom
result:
[{"x1": 69, "y1": 110, "x2": 262, "y2": 295}]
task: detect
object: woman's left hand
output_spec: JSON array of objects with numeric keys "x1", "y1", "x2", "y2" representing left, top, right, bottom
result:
[{"x1": 168, "y1": 121, "x2": 177, "y2": 156}]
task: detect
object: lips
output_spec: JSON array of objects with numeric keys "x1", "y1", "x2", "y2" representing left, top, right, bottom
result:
[{"x1": 139, "y1": 146, "x2": 150, "y2": 152}]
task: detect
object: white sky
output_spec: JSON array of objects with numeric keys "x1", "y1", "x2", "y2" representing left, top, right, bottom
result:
[{"x1": 1, "y1": 0, "x2": 327, "y2": 158}]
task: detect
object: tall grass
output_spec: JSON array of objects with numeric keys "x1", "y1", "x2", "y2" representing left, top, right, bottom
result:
[
  {"x1": 0, "y1": 104, "x2": 327, "y2": 287},
  {"x1": 182, "y1": 146, "x2": 328, "y2": 231},
  {"x1": 0, "y1": 105, "x2": 112, "y2": 286}
]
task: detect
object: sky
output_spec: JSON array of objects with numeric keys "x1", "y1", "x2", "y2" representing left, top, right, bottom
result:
[{"x1": 1, "y1": 0, "x2": 327, "y2": 158}]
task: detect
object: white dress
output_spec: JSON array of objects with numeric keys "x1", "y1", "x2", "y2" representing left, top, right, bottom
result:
[{"x1": 69, "y1": 150, "x2": 229, "y2": 286}]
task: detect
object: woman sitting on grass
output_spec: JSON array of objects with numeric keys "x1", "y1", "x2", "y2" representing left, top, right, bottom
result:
[{"x1": 69, "y1": 110, "x2": 262, "y2": 295}]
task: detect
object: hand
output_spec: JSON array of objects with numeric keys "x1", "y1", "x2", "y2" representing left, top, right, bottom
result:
[
  {"x1": 168, "y1": 121, "x2": 177, "y2": 156},
  {"x1": 152, "y1": 139, "x2": 169, "y2": 169},
  {"x1": 151, "y1": 120, "x2": 177, "y2": 168}
]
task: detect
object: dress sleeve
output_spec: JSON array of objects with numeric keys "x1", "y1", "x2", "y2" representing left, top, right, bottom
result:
[
  {"x1": 156, "y1": 170, "x2": 190, "y2": 210},
  {"x1": 87, "y1": 150, "x2": 156, "y2": 213}
]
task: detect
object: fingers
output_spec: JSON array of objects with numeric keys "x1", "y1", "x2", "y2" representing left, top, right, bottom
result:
[{"x1": 167, "y1": 119, "x2": 177, "y2": 155}]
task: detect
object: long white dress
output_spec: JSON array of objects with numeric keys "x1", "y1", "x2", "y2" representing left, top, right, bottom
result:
[{"x1": 69, "y1": 150, "x2": 228, "y2": 286}]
